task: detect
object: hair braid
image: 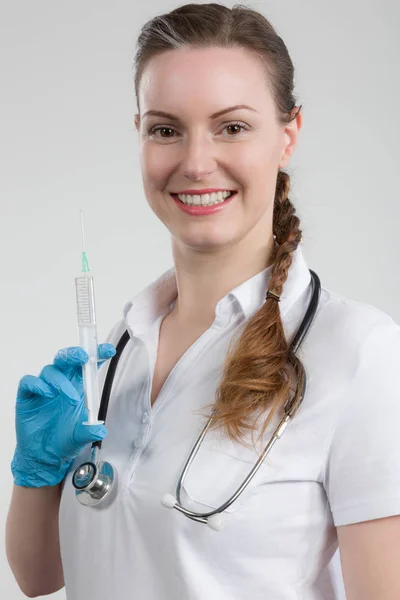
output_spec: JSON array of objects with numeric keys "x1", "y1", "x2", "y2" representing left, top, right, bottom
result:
[{"x1": 200, "y1": 170, "x2": 304, "y2": 447}]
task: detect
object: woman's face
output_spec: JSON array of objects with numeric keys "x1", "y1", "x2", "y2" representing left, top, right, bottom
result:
[{"x1": 135, "y1": 46, "x2": 301, "y2": 254}]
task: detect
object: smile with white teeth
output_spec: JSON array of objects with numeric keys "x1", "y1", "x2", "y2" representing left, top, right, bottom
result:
[{"x1": 173, "y1": 190, "x2": 235, "y2": 206}]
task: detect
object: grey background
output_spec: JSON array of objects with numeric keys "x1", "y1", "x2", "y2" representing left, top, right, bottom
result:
[{"x1": 1, "y1": 1, "x2": 398, "y2": 598}]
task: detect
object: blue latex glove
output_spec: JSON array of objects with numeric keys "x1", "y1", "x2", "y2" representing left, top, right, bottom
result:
[{"x1": 11, "y1": 343, "x2": 117, "y2": 488}]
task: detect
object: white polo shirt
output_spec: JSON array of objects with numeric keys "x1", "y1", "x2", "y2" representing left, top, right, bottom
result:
[{"x1": 59, "y1": 244, "x2": 400, "y2": 599}]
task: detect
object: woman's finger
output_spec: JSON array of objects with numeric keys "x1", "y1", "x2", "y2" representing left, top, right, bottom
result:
[
  {"x1": 53, "y1": 344, "x2": 116, "y2": 369},
  {"x1": 17, "y1": 375, "x2": 56, "y2": 401}
]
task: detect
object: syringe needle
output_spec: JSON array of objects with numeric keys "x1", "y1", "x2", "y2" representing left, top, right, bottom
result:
[
  {"x1": 80, "y1": 209, "x2": 86, "y2": 252},
  {"x1": 80, "y1": 209, "x2": 90, "y2": 274}
]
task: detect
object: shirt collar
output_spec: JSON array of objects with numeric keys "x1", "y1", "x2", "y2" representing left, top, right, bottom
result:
[
  {"x1": 228, "y1": 243, "x2": 311, "y2": 321},
  {"x1": 123, "y1": 244, "x2": 311, "y2": 333}
]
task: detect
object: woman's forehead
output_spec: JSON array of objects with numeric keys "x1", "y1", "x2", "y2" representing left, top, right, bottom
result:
[{"x1": 138, "y1": 47, "x2": 273, "y2": 114}]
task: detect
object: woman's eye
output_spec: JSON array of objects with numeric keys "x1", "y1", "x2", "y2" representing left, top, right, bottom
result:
[
  {"x1": 148, "y1": 126, "x2": 176, "y2": 138},
  {"x1": 223, "y1": 122, "x2": 249, "y2": 135},
  {"x1": 147, "y1": 121, "x2": 249, "y2": 139}
]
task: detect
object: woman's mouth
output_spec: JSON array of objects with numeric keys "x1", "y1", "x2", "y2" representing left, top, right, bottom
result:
[
  {"x1": 170, "y1": 190, "x2": 237, "y2": 207},
  {"x1": 170, "y1": 191, "x2": 237, "y2": 216}
]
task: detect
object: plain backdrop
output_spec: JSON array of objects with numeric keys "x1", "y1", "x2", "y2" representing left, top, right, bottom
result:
[{"x1": 1, "y1": 1, "x2": 399, "y2": 598}]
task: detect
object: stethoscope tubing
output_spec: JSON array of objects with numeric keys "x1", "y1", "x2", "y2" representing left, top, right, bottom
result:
[
  {"x1": 73, "y1": 269, "x2": 321, "y2": 523},
  {"x1": 172, "y1": 269, "x2": 321, "y2": 521}
]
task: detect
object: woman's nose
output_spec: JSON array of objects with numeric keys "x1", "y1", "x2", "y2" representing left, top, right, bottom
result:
[{"x1": 180, "y1": 133, "x2": 217, "y2": 180}]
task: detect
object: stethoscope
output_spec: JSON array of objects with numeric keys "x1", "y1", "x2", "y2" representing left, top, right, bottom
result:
[{"x1": 72, "y1": 269, "x2": 321, "y2": 530}]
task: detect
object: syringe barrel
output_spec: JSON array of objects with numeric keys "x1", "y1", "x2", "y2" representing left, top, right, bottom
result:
[
  {"x1": 75, "y1": 275, "x2": 97, "y2": 327},
  {"x1": 75, "y1": 274, "x2": 103, "y2": 425}
]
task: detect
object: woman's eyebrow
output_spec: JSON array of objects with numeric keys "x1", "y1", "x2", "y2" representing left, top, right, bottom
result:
[{"x1": 142, "y1": 104, "x2": 259, "y2": 122}]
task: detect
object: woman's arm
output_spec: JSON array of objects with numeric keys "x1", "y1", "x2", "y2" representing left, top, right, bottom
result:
[
  {"x1": 337, "y1": 515, "x2": 400, "y2": 599},
  {"x1": 5, "y1": 483, "x2": 65, "y2": 598}
]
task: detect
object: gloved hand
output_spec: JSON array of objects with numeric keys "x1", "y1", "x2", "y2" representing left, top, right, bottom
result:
[{"x1": 11, "y1": 343, "x2": 117, "y2": 488}]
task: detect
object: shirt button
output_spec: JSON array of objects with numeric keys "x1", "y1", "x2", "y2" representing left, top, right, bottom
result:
[
  {"x1": 134, "y1": 437, "x2": 143, "y2": 448},
  {"x1": 142, "y1": 412, "x2": 149, "y2": 423}
]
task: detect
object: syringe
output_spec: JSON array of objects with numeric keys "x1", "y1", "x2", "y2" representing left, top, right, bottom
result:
[{"x1": 75, "y1": 210, "x2": 104, "y2": 426}]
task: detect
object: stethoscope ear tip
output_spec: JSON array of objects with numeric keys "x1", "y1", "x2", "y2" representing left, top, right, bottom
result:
[
  {"x1": 160, "y1": 493, "x2": 223, "y2": 531},
  {"x1": 207, "y1": 514, "x2": 224, "y2": 531},
  {"x1": 161, "y1": 493, "x2": 177, "y2": 508}
]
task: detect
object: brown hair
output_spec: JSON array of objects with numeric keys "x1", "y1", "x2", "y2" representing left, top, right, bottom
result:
[{"x1": 133, "y1": 3, "x2": 305, "y2": 448}]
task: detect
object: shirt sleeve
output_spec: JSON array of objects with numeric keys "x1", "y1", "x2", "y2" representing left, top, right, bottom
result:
[{"x1": 323, "y1": 315, "x2": 400, "y2": 527}]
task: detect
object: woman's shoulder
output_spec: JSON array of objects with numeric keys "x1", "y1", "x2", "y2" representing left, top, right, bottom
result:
[
  {"x1": 315, "y1": 284, "x2": 399, "y2": 343},
  {"x1": 301, "y1": 283, "x2": 400, "y2": 383}
]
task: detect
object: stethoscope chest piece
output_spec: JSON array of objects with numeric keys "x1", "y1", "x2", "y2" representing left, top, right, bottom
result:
[{"x1": 72, "y1": 460, "x2": 115, "y2": 506}]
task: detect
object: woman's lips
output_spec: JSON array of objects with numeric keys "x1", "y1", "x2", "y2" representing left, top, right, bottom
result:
[
  {"x1": 170, "y1": 191, "x2": 236, "y2": 202},
  {"x1": 170, "y1": 191, "x2": 237, "y2": 215}
]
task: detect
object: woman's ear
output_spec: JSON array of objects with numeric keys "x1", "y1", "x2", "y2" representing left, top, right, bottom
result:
[
  {"x1": 134, "y1": 113, "x2": 140, "y2": 132},
  {"x1": 278, "y1": 107, "x2": 303, "y2": 169}
]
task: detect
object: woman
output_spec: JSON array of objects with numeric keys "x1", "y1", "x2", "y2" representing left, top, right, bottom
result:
[{"x1": 6, "y1": 3, "x2": 400, "y2": 599}]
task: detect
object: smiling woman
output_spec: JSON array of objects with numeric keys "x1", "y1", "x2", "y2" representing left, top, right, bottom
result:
[
  {"x1": 132, "y1": 11, "x2": 303, "y2": 444},
  {"x1": 6, "y1": 3, "x2": 400, "y2": 600}
]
